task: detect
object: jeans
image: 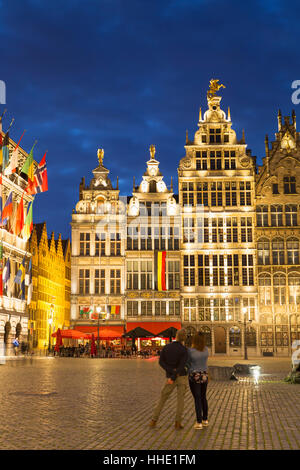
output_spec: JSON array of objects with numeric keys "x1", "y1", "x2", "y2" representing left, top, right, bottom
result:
[
  {"x1": 189, "y1": 379, "x2": 208, "y2": 423},
  {"x1": 152, "y1": 375, "x2": 188, "y2": 423}
]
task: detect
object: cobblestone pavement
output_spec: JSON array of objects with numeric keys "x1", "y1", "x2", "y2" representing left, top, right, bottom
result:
[{"x1": 0, "y1": 356, "x2": 299, "y2": 450}]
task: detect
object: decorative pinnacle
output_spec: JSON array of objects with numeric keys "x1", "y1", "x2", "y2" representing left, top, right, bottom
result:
[
  {"x1": 149, "y1": 144, "x2": 156, "y2": 160},
  {"x1": 97, "y1": 148, "x2": 104, "y2": 165}
]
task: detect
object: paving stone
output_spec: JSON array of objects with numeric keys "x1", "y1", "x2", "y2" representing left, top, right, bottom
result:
[{"x1": 0, "y1": 356, "x2": 299, "y2": 450}]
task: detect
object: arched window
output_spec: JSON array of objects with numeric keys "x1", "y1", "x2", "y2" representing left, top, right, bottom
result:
[
  {"x1": 15, "y1": 323, "x2": 22, "y2": 339},
  {"x1": 257, "y1": 238, "x2": 270, "y2": 265},
  {"x1": 273, "y1": 273, "x2": 286, "y2": 305},
  {"x1": 271, "y1": 205, "x2": 283, "y2": 226},
  {"x1": 287, "y1": 238, "x2": 299, "y2": 265},
  {"x1": 229, "y1": 326, "x2": 241, "y2": 346},
  {"x1": 272, "y1": 238, "x2": 284, "y2": 265},
  {"x1": 256, "y1": 206, "x2": 268, "y2": 227},
  {"x1": 198, "y1": 326, "x2": 212, "y2": 347},
  {"x1": 4, "y1": 322, "x2": 11, "y2": 344},
  {"x1": 246, "y1": 327, "x2": 256, "y2": 346},
  {"x1": 288, "y1": 273, "x2": 300, "y2": 305},
  {"x1": 285, "y1": 205, "x2": 298, "y2": 226},
  {"x1": 258, "y1": 273, "x2": 271, "y2": 305}
]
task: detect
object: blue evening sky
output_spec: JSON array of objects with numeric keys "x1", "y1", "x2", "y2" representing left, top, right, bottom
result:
[{"x1": 0, "y1": 0, "x2": 300, "y2": 238}]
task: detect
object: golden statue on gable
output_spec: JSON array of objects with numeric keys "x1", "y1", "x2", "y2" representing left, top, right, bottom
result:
[
  {"x1": 207, "y1": 79, "x2": 226, "y2": 99},
  {"x1": 149, "y1": 144, "x2": 156, "y2": 160},
  {"x1": 97, "y1": 148, "x2": 104, "y2": 165}
]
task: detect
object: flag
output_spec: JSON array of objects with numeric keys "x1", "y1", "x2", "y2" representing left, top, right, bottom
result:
[
  {"x1": 21, "y1": 201, "x2": 33, "y2": 241},
  {"x1": 108, "y1": 305, "x2": 120, "y2": 315},
  {"x1": 4, "y1": 130, "x2": 26, "y2": 176},
  {"x1": 26, "y1": 258, "x2": 32, "y2": 305},
  {"x1": 0, "y1": 174, "x2": 2, "y2": 223},
  {"x1": 154, "y1": 251, "x2": 167, "y2": 291},
  {"x1": 0, "y1": 242, "x2": 3, "y2": 296},
  {"x1": 2, "y1": 191, "x2": 13, "y2": 225},
  {"x1": 14, "y1": 194, "x2": 24, "y2": 236},
  {"x1": 79, "y1": 306, "x2": 92, "y2": 318},
  {"x1": 14, "y1": 256, "x2": 26, "y2": 300},
  {"x1": 3, "y1": 258, "x2": 10, "y2": 296},
  {"x1": 1, "y1": 132, "x2": 9, "y2": 170},
  {"x1": 0, "y1": 133, "x2": 3, "y2": 166},
  {"x1": 20, "y1": 142, "x2": 36, "y2": 194},
  {"x1": 33, "y1": 151, "x2": 48, "y2": 194}
]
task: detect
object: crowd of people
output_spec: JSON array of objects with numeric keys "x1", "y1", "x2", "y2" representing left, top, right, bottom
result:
[{"x1": 49, "y1": 343, "x2": 162, "y2": 358}]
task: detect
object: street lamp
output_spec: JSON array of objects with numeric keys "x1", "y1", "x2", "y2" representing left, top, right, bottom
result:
[
  {"x1": 48, "y1": 317, "x2": 53, "y2": 354},
  {"x1": 239, "y1": 307, "x2": 252, "y2": 360},
  {"x1": 96, "y1": 306, "x2": 101, "y2": 358}
]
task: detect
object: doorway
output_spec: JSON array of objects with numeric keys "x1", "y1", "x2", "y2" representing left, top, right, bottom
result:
[{"x1": 214, "y1": 326, "x2": 226, "y2": 354}]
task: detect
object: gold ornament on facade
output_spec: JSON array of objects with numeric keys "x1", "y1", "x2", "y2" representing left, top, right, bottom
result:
[
  {"x1": 97, "y1": 148, "x2": 104, "y2": 165},
  {"x1": 207, "y1": 79, "x2": 226, "y2": 99}
]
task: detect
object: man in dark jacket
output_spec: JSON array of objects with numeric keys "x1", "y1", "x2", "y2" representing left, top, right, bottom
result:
[{"x1": 150, "y1": 329, "x2": 188, "y2": 430}]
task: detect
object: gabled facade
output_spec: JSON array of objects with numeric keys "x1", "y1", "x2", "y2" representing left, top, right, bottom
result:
[
  {"x1": 70, "y1": 82, "x2": 300, "y2": 356},
  {"x1": 71, "y1": 149, "x2": 125, "y2": 327},
  {"x1": 178, "y1": 87, "x2": 257, "y2": 355},
  {"x1": 28, "y1": 222, "x2": 70, "y2": 350},
  {"x1": 256, "y1": 110, "x2": 300, "y2": 355}
]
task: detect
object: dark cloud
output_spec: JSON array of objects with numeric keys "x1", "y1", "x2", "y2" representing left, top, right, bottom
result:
[{"x1": 0, "y1": 0, "x2": 300, "y2": 237}]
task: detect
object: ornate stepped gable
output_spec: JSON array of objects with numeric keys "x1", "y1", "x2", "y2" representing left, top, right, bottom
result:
[{"x1": 256, "y1": 110, "x2": 300, "y2": 198}]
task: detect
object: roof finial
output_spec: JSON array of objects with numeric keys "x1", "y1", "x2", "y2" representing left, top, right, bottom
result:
[
  {"x1": 292, "y1": 109, "x2": 296, "y2": 129},
  {"x1": 199, "y1": 107, "x2": 202, "y2": 122},
  {"x1": 186, "y1": 129, "x2": 189, "y2": 144},
  {"x1": 149, "y1": 144, "x2": 156, "y2": 160},
  {"x1": 133, "y1": 175, "x2": 135, "y2": 191},
  {"x1": 227, "y1": 106, "x2": 231, "y2": 121},
  {"x1": 241, "y1": 129, "x2": 245, "y2": 144},
  {"x1": 97, "y1": 148, "x2": 104, "y2": 165},
  {"x1": 170, "y1": 176, "x2": 173, "y2": 192},
  {"x1": 277, "y1": 109, "x2": 282, "y2": 131},
  {"x1": 116, "y1": 176, "x2": 119, "y2": 190}
]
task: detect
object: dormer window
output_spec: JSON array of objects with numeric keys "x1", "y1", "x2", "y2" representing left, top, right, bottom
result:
[
  {"x1": 202, "y1": 135, "x2": 207, "y2": 143},
  {"x1": 224, "y1": 134, "x2": 229, "y2": 143},
  {"x1": 209, "y1": 128, "x2": 221, "y2": 143}
]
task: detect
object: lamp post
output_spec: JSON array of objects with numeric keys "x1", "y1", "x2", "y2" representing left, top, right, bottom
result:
[
  {"x1": 96, "y1": 307, "x2": 101, "y2": 358},
  {"x1": 239, "y1": 307, "x2": 252, "y2": 360},
  {"x1": 48, "y1": 317, "x2": 53, "y2": 355}
]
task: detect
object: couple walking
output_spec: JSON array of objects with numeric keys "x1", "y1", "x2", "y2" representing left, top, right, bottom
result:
[{"x1": 149, "y1": 329, "x2": 208, "y2": 430}]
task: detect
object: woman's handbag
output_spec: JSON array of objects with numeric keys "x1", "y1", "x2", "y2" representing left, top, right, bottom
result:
[{"x1": 189, "y1": 370, "x2": 208, "y2": 384}]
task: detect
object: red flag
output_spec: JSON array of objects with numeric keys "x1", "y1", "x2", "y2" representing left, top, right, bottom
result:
[{"x1": 15, "y1": 194, "x2": 24, "y2": 236}]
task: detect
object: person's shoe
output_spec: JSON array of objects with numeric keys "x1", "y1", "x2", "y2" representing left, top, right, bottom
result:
[
  {"x1": 202, "y1": 420, "x2": 209, "y2": 426},
  {"x1": 175, "y1": 421, "x2": 184, "y2": 430},
  {"x1": 149, "y1": 420, "x2": 157, "y2": 427},
  {"x1": 193, "y1": 422, "x2": 203, "y2": 430}
]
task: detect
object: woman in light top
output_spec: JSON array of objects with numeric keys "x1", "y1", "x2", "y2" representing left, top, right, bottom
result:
[{"x1": 187, "y1": 332, "x2": 209, "y2": 430}]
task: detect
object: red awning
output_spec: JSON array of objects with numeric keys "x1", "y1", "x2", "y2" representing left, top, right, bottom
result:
[
  {"x1": 125, "y1": 322, "x2": 181, "y2": 336},
  {"x1": 74, "y1": 326, "x2": 124, "y2": 339},
  {"x1": 51, "y1": 329, "x2": 89, "y2": 339}
]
